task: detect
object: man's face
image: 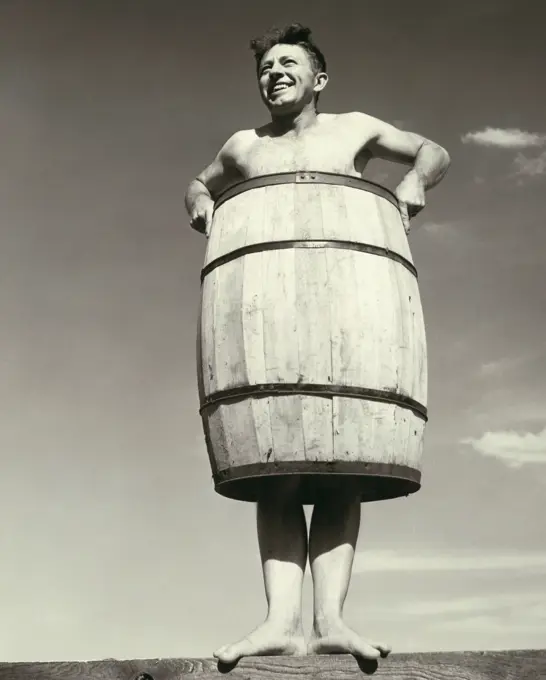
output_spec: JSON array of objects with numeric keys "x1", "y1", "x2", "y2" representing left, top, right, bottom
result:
[{"x1": 258, "y1": 44, "x2": 323, "y2": 112}]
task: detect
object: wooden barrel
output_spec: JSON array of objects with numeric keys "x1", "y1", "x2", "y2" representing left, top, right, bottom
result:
[{"x1": 196, "y1": 172, "x2": 428, "y2": 504}]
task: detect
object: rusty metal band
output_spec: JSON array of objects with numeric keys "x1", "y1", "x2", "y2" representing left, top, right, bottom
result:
[
  {"x1": 214, "y1": 172, "x2": 400, "y2": 211},
  {"x1": 200, "y1": 383, "x2": 428, "y2": 422},
  {"x1": 200, "y1": 239, "x2": 418, "y2": 282}
]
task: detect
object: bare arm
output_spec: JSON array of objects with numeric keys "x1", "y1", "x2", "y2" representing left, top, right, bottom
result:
[
  {"x1": 350, "y1": 112, "x2": 450, "y2": 232},
  {"x1": 364, "y1": 116, "x2": 451, "y2": 189},
  {"x1": 184, "y1": 133, "x2": 244, "y2": 235},
  {"x1": 184, "y1": 179, "x2": 213, "y2": 235}
]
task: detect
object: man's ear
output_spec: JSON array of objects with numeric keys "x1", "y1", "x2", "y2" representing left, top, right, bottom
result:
[{"x1": 314, "y1": 72, "x2": 329, "y2": 94}]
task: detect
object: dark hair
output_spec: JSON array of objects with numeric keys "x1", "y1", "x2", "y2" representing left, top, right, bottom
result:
[{"x1": 250, "y1": 23, "x2": 327, "y2": 87}]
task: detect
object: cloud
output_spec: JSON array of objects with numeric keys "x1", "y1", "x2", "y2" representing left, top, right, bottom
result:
[
  {"x1": 356, "y1": 589, "x2": 546, "y2": 651},
  {"x1": 461, "y1": 426, "x2": 546, "y2": 467},
  {"x1": 479, "y1": 359, "x2": 512, "y2": 376},
  {"x1": 420, "y1": 221, "x2": 451, "y2": 235},
  {"x1": 461, "y1": 127, "x2": 546, "y2": 148},
  {"x1": 418, "y1": 220, "x2": 468, "y2": 237},
  {"x1": 365, "y1": 591, "x2": 545, "y2": 619},
  {"x1": 439, "y1": 610, "x2": 546, "y2": 633},
  {"x1": 352, "y1": 549, "x2": 546, "y2": 575},
  {"x1": 478, "y1": 354, "x2": 535, "y2": 377},
  {"x1": 433, "y1": 597, "x2": 546, "y2": 635},
  {"x1": 513, "y1": 150, "x2": 546, "y2": 177}
]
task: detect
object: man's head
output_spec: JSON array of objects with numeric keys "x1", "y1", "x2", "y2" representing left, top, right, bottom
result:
[{"x1": 250, "y1": 24, "x2": 328, "y2": 113}]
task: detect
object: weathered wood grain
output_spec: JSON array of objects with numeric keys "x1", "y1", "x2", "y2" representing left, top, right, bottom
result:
[
  {"x1": 1, "y1": 650, "x2": 545, "y2": 680},
  {"x1": 197, "y1": 175, "x2": 428, "y2": 503}
]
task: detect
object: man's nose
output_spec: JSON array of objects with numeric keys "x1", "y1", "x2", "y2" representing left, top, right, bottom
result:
[{"x1": 269, "y1": 63, "x2": 284, "y2": 76}]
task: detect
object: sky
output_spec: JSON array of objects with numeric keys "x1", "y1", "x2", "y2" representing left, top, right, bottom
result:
[{"x1": 1, "y1": 0, "x2": 545, "y2": 663}]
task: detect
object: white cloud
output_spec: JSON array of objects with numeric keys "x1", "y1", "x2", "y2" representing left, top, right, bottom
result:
[
  {"x1": 364, "y1": 591, "x2": 544, "y2": 618},
  {"x1": 479, "y1": 359, "x2": 510, "y2": 376},
  {"x1": 354, "y1": 590, "x2": 546, "y2": 652},
  {"x1": 461, "y1": 127, "x2": 546, "y2": 148},
  {"x1": 513, "y1": 150, "x2": 546, "y2": 176},
  {"x1": 462, "y1": 128, "x2": 546, "y2": 182},
  {"x1": 478, "y1": 355, "x2": 532, "y2": 377},
  {"x1": 416, "y1": 601, "x2": 546, "y2": 650},
  {"x1": 434, "y1": 597, "x2": 546, "y2": 634},
  {"x1": 461, "y1": 426, "x2": 546, "y2": 467},
  {"x1": 418, "y1": 220, "x2": 469, "y2": 237},
  {"x1": 352, "y1": 549, "x2": 546, "y2": 575},
  {"x1": 420, "y1": 221, "x2": 451, "y2": 235},
  {"x1": 440, "y1": 611, "x2": 546, "y2": 633}
]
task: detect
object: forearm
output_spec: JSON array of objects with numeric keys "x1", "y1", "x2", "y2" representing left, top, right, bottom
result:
[
  {"x1": 184, "y1": 178, "x2": 213, "y2": 216},
  {"x1": 409, "y1": 141, "x2": 451, "y2": 189}
]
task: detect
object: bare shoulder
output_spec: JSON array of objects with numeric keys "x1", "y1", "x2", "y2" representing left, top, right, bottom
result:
[
  {"x1": 338, "y1": 111, "x2": 387, "y2": 136},
  {"x1": 220, "y1": 128, "x2": 256, "y2": 161},
  {"x1": 195, "y1": 129, "x2": 256, "y2": 198}
]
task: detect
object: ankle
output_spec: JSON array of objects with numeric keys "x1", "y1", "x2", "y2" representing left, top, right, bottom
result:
[
  {"x1": 312, "y1": 612, "x2": 343, "y2": 635},
  {"x1": 266, "y1": 612, "x2": 304, "y2": 635}
]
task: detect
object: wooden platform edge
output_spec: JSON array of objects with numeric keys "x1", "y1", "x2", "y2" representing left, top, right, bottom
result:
[{"x1": 0, "y1": 650, "x2": 545, "y2": 680}]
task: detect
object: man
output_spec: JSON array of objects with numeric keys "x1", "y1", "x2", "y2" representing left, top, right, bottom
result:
[{"x1": 185, "y1": 24, "x2": 450, "y2": 664}]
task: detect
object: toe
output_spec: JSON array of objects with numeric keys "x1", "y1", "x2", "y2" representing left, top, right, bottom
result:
[
  {"x1": 219, "y1": 645, "x2": 241, "y2": 664},
  {"x1": 348, "y1": 634, "x2": 382, "y2": 660},
  {"x1": 356, "y1": 643, "x2": 381, "y2": 660},
  {"x1": 373, "y1": 641, "x2": 392, "y2": 658},
  {"x1": 214, "y1": 644, "x2": 235, "y2": 663},
  {"x1": 222, "y1": 639, "x2": 256, "y2": 664}
]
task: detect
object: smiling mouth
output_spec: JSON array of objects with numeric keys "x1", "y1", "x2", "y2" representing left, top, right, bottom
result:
[{"x1": 270, "y1": 83, "x2": 292, "y2": 94}]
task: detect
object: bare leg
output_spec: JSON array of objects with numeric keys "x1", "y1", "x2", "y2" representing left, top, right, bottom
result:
[
  {"x1": 214, "y1": 477, "x2": 307, "y2": 663},
  {"x1": 307, "y1": 480, "x2": 391, "y2": 660}
]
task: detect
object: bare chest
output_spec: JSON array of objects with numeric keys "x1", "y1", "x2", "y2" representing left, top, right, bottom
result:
[{"x1": 236, "y1": 128, "x2": 367, "y2": 178}]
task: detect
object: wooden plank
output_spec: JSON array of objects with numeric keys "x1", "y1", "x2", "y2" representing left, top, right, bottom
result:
[
  {"x1": 241, "y1": 248, "x2": 272, "y2": 466},
  {"x1": 294, "y1": 247, "x2": 333, "y2": 464},
  {"x1": 261, "y1": 247, "x2": 305, "y2": 464},
  {"x1": 1, "y1": 650, "x2": 545, "y2": 680}
]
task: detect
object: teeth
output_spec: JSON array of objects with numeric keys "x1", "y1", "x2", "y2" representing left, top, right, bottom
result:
[{"x1": 273, "y1": 84, "x2": 290, "y2": 92}]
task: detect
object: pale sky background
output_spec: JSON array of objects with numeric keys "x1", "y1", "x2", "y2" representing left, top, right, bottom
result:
[{"x1": 1, "y1": 0, "x2": 545, "y2": 663}]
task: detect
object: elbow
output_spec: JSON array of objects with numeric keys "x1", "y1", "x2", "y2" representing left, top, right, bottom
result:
[
  {"x1": 429, "y1": 143, "x2": 451, "y2": 176},
  {"x1": 185, "y1": 177, "x2": 210, "y2": 202},
  {"x1": 438, "y1": 144, "x2": 451, "y2": 168},
  {"x1": 434, "y1": 146, "x2": 451, "y2": 183},
  {"x1": 184, "y1": 177, "x2": 197, "y2": 199},
  {"x1": 186, "y1": 177, "x2": 205, "y2": 194},
  {"x1": 418, "y1": 138, "x2": 451, "y2": 168}
]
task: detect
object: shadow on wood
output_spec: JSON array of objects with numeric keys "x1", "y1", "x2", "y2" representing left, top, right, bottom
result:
[{"x1": 0, "y1": 650, "x2": 545, "y2": 680}]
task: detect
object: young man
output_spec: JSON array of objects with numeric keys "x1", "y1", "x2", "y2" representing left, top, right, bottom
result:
[{"x1": 185, "y1": 24, "x2": 450, "y2": 664}]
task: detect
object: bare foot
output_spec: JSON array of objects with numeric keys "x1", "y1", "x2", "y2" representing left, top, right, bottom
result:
[
  {"x1": 308, "y1": 619, "x2": 391, "y2": 660},
  {"x1": 214, "y1": 620, "x2": 307, "y2": 664}
]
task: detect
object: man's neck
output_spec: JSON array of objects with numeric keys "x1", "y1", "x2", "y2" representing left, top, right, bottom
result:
[{"x1": 269, "y1": 105, "x2": 319, "y2": 137}]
